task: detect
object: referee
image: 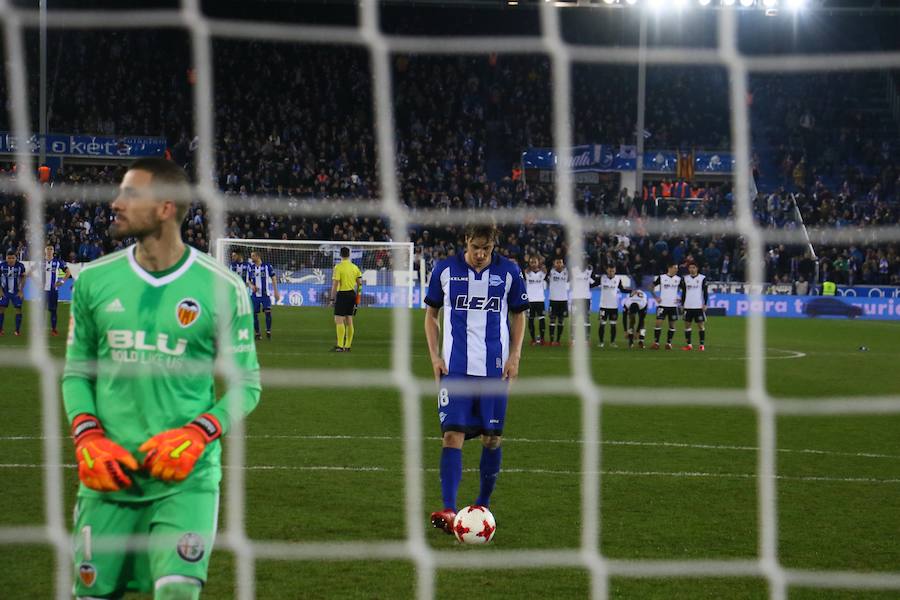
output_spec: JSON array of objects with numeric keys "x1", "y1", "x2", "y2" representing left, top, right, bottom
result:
[{"x1": 330, "y1": 246, "x2": 362, "y2": 352}]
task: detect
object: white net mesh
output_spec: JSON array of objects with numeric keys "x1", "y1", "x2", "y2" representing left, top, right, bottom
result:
[
  {"x1": 1, "y1": 1, "x2": 899, "y2": 599},
  {"x1": 216, "y1": 239, "x2": 416, "y2": 309}
]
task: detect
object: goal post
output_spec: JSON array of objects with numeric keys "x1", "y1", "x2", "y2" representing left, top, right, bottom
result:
[{"x1": 214, "y1": 238, "x2": 418, "y2": 309}]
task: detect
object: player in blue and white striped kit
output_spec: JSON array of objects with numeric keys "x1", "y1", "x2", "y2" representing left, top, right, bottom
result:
[
  {"x1": 248, "y1": 251, "x2": 280, "y2": 340},
  {"x1": 0, "y1": 250, "x2": 26, "y2": 336},
  {"x1": 424, "y1": 222, "x2": 528, "y2": 535},
  {"x1": 43, "y1": 245, "x2": 71, "y2": 336}
]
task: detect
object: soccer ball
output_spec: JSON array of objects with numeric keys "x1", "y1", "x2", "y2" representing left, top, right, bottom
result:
[{"x1": 452, "y1": 505, "x2": 496, "y2": 544}]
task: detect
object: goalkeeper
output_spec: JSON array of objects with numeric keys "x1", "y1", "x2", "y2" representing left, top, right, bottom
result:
[{"x1": 63, "y1": 158, "x2": 261, "y2": 600}]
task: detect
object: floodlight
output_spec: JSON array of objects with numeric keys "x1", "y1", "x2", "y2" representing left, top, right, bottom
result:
[
  {"x1": 739, "y1": 0, "x2": 754, "y2": 7},
  {"x1": 722, "y1": 0, "x2": 736, "y2": 6},
  {"x1": 786, "y1": 0, "x2": 805, "y2": 9},
  {"x1": 763, "y1": 0, "x2": 777, "y2": 7},
  {"x1": 698, "y1": 0, "x2": 711, "y2": 6},
  {"x1": 603, "y1": 0, "x2": 616, "y2": 5},
  {"x1": 648, "y1": 0, "x2": 665, "y2": 10},
  {"x1": 626, "y1": 0, "x2": 638, "y2": 5}
]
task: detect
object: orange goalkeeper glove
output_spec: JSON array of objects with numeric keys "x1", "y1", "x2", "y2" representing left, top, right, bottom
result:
[
  {"x1": 139, "y1": 414, "x2": 222, "y2": 482},
  {"x1": 72, "y1": 414, "x2": 138, "y2": 492}
]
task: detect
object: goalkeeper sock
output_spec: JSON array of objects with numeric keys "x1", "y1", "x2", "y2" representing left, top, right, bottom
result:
[
  {"x1": 610, "y1": 323, "x2": 617, "y2": 343},
  {"x1": 667, "y1": 328, "x2": 675, "y2": 344},
  {"x1": 50, "y1": 309, "x2": 57, "y2": 330},
  {"x1": 264, "y1": 310, "x2": 272, "y2": 333},
  {"x1": 475, "y1": 446, "x2": 502, "y2": 507},
  {"x1": 15, "y1": 313, "x2": 22, "y2": 333},
  {"x1": 685, "y1": 328, "x2": 692, "y2": 345},
  {"x1": 440, "y1": 447, "x2": 462, "y2": 512},
  {"x1": 699, "y1": 329, "x2": 706, "y2": 345},
  {"x1": 336, "y1": 323, "x2": 346, "y2": 348},
  {"x1": 155, "y1": 579, "x2": 202, "y2": 600},
  {"x1": 346, "y1": 323, "x2": 354, "y2": 348},
  {"x1": 654, "y1": 327, "x2": 661, "y2": 343}
]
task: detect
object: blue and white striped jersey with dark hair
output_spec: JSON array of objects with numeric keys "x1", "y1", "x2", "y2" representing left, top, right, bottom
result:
[
  {"x1": 249, "y1": 262, "x2": 275, "y2": 298},
  {"x1": 44, "y1": 257, "x2": 68, "y2": 291},
  {"x1": 424, "y1": 253, "x2": 529, "y2": 378},
  {"x1": 1, "y1": 261, "x2": 25, "y2": 294}
]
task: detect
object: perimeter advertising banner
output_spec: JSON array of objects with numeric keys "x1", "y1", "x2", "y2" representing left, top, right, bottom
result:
[
  {"x1": 521, "y1": 145, "x2": 734, "y2": 174},
  {"x1": 0, "y1": 132, "x2": 166, "y2": 158}
]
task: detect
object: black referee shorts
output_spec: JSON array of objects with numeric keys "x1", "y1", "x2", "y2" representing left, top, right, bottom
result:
[{"x1": 334, "y1": 290, "x2": 356, "y2": 317}]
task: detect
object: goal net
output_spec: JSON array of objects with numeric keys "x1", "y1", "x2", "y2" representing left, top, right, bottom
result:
[
  {"x1": 215, "y1": 238, "x2": 417, "y2": 309},
  {"x1": 2, "y1": 1, "x2": 899, "y2": 600}
]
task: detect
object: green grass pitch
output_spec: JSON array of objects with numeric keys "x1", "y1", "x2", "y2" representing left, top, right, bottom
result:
[{"x1": 1, "y1": 304, "x2": 899, "y2": 598}]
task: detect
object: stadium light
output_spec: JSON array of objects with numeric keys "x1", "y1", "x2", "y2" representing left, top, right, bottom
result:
[
  {"x1": 698, "y1": 0, "x2": 711, "y2": 6},
  {"x1": 674, "y1": 0, "x2": 689, "y2": 9},
  {"x1": 603, "y1": 0, "x2": 617, "y2": 5},
  {"x1": 625, "y1": 0, "x2": 638, "y2": 5},
  {"x1": 739, "y1": 0, "x2": 754, "y2": 7},
  {"x1": 722, "y1": 0, "x2": 736, "y2": 6},
  {"x1": 763, "y1": 0, "x2": 777, "y2": 7},
  {"x1": 648, "y1": 0, "x2": 665, "y2": 10},
  {"x1": 787, "y1": 0, "x2": 806, "y2": 9}
]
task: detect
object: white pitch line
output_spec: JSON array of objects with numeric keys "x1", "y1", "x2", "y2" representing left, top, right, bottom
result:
[
  {"x1": 4, "y1": 434, "x2": 897, "y2": 461},
  {"x1": 1, "y1": 462, "x2": 898, "y2": 485}
]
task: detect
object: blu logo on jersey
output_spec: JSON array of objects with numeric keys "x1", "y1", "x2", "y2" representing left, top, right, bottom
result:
[{"x1": 454, "y1": 295, "x2": 501, "y2": 312}]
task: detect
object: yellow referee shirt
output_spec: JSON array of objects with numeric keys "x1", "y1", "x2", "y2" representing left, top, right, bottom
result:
[{"x1": 333, "y1": 259, "x2": 362, "y2": 292}]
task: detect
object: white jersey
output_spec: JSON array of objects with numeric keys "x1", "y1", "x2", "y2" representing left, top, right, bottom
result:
[
  {"x1": 682, "y1": 273, "x2": 708, "y2": 309},
  {"x1": 525, "y1": 268, "x2": 547, "y2": 303},
  {"x1": 570, "y1": 266, "x2": 593, "y2": 300},
  {"x1": 623, "y1": 289, "x2": 648, "y2": 311},
  {"x1": 654, "y1": 273, "x2": 682, "y2": 307},
  {"x1": 599, "y1": 274, "x2": 628, "y2": 309},
  {"x1": 548, "y1": 268, "x2": 569, "y2": 302}
]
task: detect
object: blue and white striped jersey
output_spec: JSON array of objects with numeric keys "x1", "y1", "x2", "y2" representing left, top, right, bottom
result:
[
  {"x1": 229, "y1": 260, "x2": 250, "y2": 283},
  {"x1": 248, "y1": 262, "x2": 275, "y2": 298},
  {"x1": 44, "y1": 257, "x2": 68, "y2": 291},
  {"x1": 1, "y1": 261, "x2": 26, "y2": 295},
  {"x1": 425, "y1": 253, "x2": 529, "y2": 378}
]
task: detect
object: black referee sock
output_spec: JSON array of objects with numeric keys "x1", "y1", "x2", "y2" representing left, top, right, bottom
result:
[
  {"x1": 699, "y1": 329, "x2": 706, "y2": 345},
  {"x1": 654, "y1": 327, "x2": 661, "y2": 343},
  {"x1": 685, "y1": 328, "x2": 692, "y2": 345}
]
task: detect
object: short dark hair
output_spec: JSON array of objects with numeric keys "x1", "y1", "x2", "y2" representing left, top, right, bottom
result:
[
  {"x1": 464, "y1": 221, "x2": 498, "y2": 243},
  {"x1": 6, "y1": 250, "x2": 15, "y2": 257},
  {"x1": 127, "y1": 157, "x2": 191, "y2": 223},
  {"x1": 340, "y1": 247, "x2": 350, "y2": 258}
]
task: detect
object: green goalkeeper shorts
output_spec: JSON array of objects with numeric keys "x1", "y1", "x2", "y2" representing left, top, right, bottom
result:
[{"x1": 72, "y1": 489, "x2": 219, "y2": 597}]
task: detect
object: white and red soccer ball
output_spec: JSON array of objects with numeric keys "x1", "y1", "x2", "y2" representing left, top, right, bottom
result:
[{"x1": 452, "y1": 505, "x2": 496, "y2": 544}]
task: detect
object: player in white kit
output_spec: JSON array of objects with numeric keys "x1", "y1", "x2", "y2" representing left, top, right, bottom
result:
[
  {"x1": 597, "y1": 264, "x2": 631, "y2": 348},
  {"x1": 525, "y1": 256, "x2": 547, "y2": 346},
  {"x1": 679, "y1": 262, "x2": 709, "y2": 351},
  {"x1": 547, "y1": 257, "x2": 568, "y2": 346},
  {"x1": 622, "y1": 288, "x2": 649, "y2": 349},
  {"x1": 652, "y1": 263, "x2": 682, "y2": 350},
  {"x1": 569, "y1": 260, "x2": 595, "y2": 343}
]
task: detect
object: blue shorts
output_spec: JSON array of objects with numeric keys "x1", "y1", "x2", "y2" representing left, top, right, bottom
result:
[
  {"x1": 46, "y1": 289, "x2": 59, "y2": 311},
  {"x1": 438, "y1": 374, "x2": 508, "y2": 438},
  {"x1": 252, "y1": 295, "x2": 271, "y2": 312},
  {"x1": 0, "y1": 291, "x2": 22, "y2": 309}
]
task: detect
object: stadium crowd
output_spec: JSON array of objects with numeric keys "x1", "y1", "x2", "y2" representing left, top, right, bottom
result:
[{"x1": 0, "y1": 34, "x2": 898, "y2": 289}]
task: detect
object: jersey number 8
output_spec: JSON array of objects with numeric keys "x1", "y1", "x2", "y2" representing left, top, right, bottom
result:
[{"x1": 438, "y1": 388, "x2": 449, "y2": 407}]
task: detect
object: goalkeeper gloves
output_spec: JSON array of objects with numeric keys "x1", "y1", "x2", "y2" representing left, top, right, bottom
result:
[
  {"x1": 139, "y1": 414, "x2": 222, "y2": 482},
  {"x1": 72, "y1": 414, "x2": 138, "y2": 492}
]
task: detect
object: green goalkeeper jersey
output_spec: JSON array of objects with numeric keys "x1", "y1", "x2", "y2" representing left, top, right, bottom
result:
[{"x1": 63, "y1": 244, "x2": 261, "y2": 502}]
